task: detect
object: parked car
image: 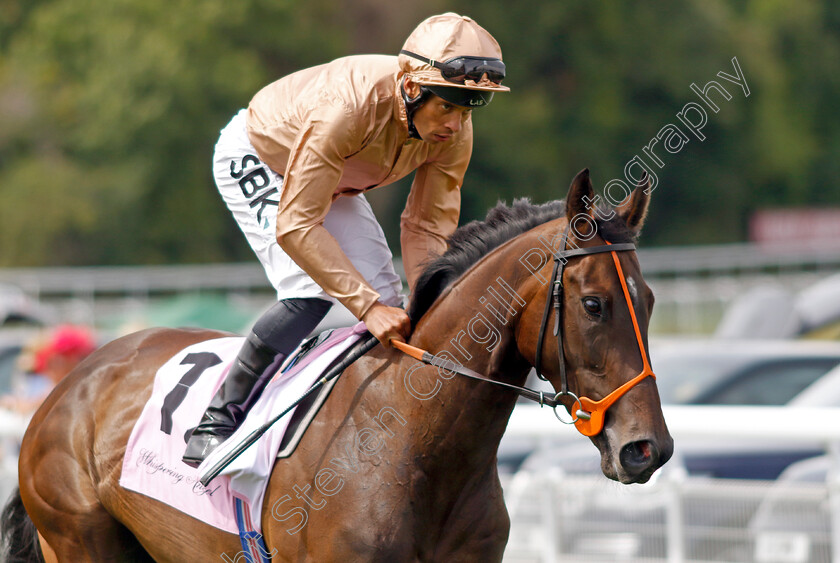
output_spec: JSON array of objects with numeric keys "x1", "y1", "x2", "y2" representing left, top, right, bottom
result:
[
  {"x1": 713, "y1": 273, "x2": 840, "y2": 340},
  {"x1": 0, "y1": 283, "x2": 48, "y2": 328},
  {"x1": 516, "y1": 337, "x2": 840, "y2": 407},
  {"x1": 500, "y1": 338, "x2": 840, "y2": 478},
  {"x1": 787, "y1": 361, "x2": 840, "y2": 408},
  {"x1": 651, "y1": 338, "x2": 840, "y2": 407}
]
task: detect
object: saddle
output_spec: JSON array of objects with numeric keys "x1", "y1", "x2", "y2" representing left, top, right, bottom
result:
[
  {"x1": 276, "y1": 328, "x2": 358, "y2": 457},
  {"x1": 119, "y1": 322, "x2": 369, "y2": 536}
]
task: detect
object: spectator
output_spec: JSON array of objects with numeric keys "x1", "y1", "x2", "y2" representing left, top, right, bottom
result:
[{"x1": 0, "y1": 325, "x2": 96, "y2": 414}]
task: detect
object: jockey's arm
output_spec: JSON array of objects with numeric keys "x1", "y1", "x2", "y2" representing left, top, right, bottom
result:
[
  {"x1": 278, "y1": 222, "x2": 410, "y2": 347},
  {"x1": 400, "y1": 135, "x2": 472, "y2": 292},
  {"x1": 271, "y1": 109, "x2": 410, "y2": 347}
]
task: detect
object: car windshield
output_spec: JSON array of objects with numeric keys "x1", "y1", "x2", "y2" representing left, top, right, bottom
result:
[
  {"x1": 697, "y1": 359, "x2": 840, "y2": 405},
  {"x1": 651, "y1": 345, "x2": 840, "y2": 406},
  {"x1": 652, "y1": 352, "x2": 748, "y2": 404}
]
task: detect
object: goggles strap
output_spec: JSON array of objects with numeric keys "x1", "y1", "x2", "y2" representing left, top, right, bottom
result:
[{"x1": 400, "y1": 49, "x2": 504, "y2": 84}]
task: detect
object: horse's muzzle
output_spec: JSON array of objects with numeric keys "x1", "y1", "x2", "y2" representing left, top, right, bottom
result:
[{"x1": 619, "y1": 437, "x2": 674, "y2": 483}]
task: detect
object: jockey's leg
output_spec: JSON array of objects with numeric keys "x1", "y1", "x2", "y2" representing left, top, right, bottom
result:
[{"x1": 182, "y1": 297, "x2": 330, "y2": 466}]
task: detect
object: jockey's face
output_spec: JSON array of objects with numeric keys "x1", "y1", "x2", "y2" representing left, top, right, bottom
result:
[
  {"x1": 412, "y1": 93, "x2": 471, "y2": 144},
  {"x1": 405, "y1": 79, "x2": 472, "y2": 143}
]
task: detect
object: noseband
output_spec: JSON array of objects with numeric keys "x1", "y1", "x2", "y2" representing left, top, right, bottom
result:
[{"x1": 393, "y1": 227, "x2": 655, "y2": 438}]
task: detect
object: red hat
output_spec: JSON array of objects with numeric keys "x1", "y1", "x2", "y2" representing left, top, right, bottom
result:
[{"x1": 32, "y1": 325, "x2": 96, "y2": 373}]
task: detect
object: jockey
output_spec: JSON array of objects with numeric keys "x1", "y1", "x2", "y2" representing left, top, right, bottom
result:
[{"x1": 183, "y1": 13, "x2": 509, "y2": 467}]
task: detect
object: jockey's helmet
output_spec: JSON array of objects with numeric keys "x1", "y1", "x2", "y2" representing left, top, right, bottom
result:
[{"x1": 399, "y1": 13, "x2": 509, "y2": 109}]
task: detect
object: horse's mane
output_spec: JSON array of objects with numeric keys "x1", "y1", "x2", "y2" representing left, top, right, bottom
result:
[{"x1": 407, "y1": 198, "x2": 636, "y2": 323}]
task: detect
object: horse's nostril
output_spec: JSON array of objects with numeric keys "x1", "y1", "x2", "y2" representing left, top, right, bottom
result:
[{"x1": 620, "y1": 440, "x2": 657, "y2": 470}]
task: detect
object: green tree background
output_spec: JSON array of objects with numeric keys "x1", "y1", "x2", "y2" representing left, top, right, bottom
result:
[{"x1": 0, "y1": 0, "x2": 837, "y2": 267}]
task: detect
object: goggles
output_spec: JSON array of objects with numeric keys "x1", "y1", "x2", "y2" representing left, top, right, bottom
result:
[{"x1": 400, "y1": 49, "x2": 506, "y2": 85}]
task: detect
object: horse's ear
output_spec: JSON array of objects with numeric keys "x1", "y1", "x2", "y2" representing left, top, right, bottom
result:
[
  {"x1": 566, "y1": 168, "x2": 594, "y2": 223},
  {"x1": 616, "y1": 174, "x2": 651, "y2": 234}
]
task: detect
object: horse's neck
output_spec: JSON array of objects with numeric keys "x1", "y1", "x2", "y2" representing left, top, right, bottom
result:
[{"x1": 406, "y1": 239, "x2": 534, "y2": 473}]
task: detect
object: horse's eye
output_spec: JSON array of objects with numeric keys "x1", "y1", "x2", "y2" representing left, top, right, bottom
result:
[{"x1": 582, "y1": 297, "x2": 602, "y2": 316}]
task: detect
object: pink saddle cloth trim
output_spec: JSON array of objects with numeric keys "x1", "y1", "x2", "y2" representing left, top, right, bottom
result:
[{"x1": 119, "y1": 323, "x2": 368, "y2": 533}]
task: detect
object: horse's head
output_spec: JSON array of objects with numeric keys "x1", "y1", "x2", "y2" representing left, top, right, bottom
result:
[{"x1": 520, "y1": 169, "x2": 673, "y2": 484}]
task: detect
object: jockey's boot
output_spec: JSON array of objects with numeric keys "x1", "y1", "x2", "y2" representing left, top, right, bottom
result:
[
  {"x1": 181, "y1": 332, "x2": 280, "y2": 467},
  {"x1": 182, "y1": 297, "x2": 331, "y2": 467}
]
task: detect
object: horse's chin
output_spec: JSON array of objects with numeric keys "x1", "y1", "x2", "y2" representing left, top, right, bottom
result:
[
  {"x1": 603, "y1": 460, "x2": 657, "y2": 484},
  {"x1": 598, "y1": 451, "x2": 654, "y2": 484}
]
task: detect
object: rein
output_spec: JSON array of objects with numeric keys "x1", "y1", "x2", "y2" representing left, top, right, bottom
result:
[
  {"x1": 201, "y1": 231, "x2": 654, "y2": 484},
  {"x1": 393, "y1": 232, "x2": 655, "y2": 438},
  {"x1": 392, "y1": 340, "x2": 564, "y2": 407}
]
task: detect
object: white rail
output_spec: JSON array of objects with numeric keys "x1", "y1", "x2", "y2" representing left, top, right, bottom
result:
[
  {"x1": 502, "y1": 405, "x2": 840, "y2": 563},
  {"x1": 507, "y1": 404, "x2": 840, "y2": 442}
]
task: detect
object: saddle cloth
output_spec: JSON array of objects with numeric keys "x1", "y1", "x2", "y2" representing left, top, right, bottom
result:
[{"x1": 119, "y1": 322, "x2": 368, "y2": 534}]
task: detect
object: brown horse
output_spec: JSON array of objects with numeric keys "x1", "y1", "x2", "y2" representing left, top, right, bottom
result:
[{"x1": 3, "y1": 169, "x2": 672, "y2": 562}]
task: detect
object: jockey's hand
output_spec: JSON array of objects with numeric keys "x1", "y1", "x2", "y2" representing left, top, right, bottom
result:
[{"x1": 362, "y1": 302, "x2": 411, "y2": 348}]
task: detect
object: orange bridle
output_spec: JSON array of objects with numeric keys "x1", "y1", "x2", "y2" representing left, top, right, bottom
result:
[
  {"x1": 570, "y1": 242, "x2": 655, "y2": 436},
  {"x1": 392, "y1": 234, "x2": 655, "y2": 438},
  {"x1": 532, "y1": 230, "x2": 655, "y2": 436}
]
